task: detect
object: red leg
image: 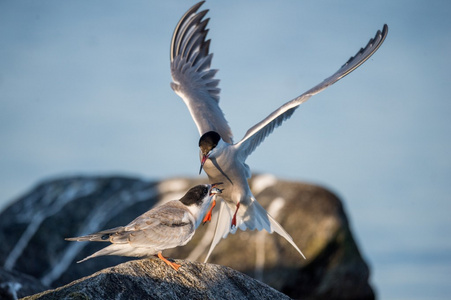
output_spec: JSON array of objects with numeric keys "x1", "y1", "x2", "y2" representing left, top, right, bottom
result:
[
  {"x1": 202, "y1": 199, "x2": 216, "y2": 224},
  {"x1": 157, "y1": 251, "x2": 181, "y2": 271},
  {"x1": 231, "y1": 202, "x2": 241, "y2": 228}
]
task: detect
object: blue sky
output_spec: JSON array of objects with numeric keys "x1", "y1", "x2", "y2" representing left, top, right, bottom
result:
[{"x1": 1, "y1": 1, "x2": 450, "y2": 299}]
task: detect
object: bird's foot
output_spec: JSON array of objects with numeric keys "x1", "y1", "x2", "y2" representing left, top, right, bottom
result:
[
  {"x1": 202, "y1": 199, "x2": 216, "y2": 224},
  {"x1": 157, "y1": 251, "x2": 181, "y2": 271}
]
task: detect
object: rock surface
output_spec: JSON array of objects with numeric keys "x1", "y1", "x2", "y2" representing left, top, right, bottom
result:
[
  {"x1": 0, "y1": 175, "x2": 375, "y2": 299},
  {"x1": 0, "y1": 267, "x2": 48, "y2": 300},
  {"x1": 23, "y1": 258, "x2": 290, "y2": 300}
]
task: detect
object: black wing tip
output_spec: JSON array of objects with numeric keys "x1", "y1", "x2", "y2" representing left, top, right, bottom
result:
[
  {"x1": 170, "y1": 1, "x2": 209, "y2": 61},
  {"x1": 189, "y1": 1, "x2": 206, "y2": 14},
  {"x1": 196, "y1": 8, "x2": 210, "y2": 22},
  {"x1": 378, "y1": 24, "x2": 389, "y2": 46},
  {"x1": 339, "y1": 23, "x2": 388, "y2": 74}
]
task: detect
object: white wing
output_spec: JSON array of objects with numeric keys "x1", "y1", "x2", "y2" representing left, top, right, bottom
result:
[
  {"x1": 204, "y1": 198, "x2": 232, "y2": 262},
  {"x1": 235, "y1": 24, "x2": 388, "y2": 158},
  {"x1": 170, "y1": 1, "x2": 233, "y2": 144}
]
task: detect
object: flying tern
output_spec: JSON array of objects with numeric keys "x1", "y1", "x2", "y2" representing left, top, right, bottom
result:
[
  {"x1": 170, "y1": 1, "x2": 388, "y2": 262},
  {"x1": 66, "y1": 184, "x2": 222, "y2": 271}
]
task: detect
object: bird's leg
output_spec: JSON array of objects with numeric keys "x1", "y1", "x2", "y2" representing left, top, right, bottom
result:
[
  {"x1": 157, "y1": 251, "x2": 181, "y2": 271},
  {"x1": 202, "y1": 199, "x2": 216, "y2": 224},
  {"x1": 231, "y1": 202, "x2": 241, "y2": 229}
]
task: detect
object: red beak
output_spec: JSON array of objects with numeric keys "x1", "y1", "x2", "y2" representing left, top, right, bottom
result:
[{"x1": 199, "y1": 154, "x2": 208, "y2": 175}]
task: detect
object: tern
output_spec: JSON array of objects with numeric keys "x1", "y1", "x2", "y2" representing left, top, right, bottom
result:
[
  {"x1": 170, "y1": 2, "x2": 388, "y2": 262},
  {"x1": 66, "y1": 184, "x2": 222, "y2": 271}
]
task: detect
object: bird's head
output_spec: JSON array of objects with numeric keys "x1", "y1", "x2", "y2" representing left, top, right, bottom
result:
[
  {"x1": 180, "y1": 183, "x2": 223, "y2": 227},
  {"x1": 198, "y1": 131, "x2": 221, "y2": 174},
  {"x1": 179, "y1": 183, "x2": 222, "y2": 207}
]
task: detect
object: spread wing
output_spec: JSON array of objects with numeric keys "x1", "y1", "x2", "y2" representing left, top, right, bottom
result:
[
  {"x1": 170, "y1": 1, "x2": 233, "y2": 144},
  {"x1": 235, "y1": 24, "x2": 389, "y2": 158}
]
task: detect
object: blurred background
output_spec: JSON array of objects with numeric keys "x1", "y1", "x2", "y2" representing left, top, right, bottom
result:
[{"x1": 1, "y1": 1, "x2": 450, "y2": 299}]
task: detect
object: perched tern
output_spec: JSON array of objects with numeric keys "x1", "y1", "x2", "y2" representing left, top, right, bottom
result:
[
  {"x1": 66, "y1": 184, "x2": 222, "y2": 271},
  {"x1": 170, "y1": 2, "x2": 388, "y2": 262}
]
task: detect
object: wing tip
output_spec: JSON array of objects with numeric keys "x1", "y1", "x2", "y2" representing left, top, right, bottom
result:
[
  {"x1": 376, "y1": 23, "x2": 389, "y2": 48},
  {"x1": 337, "y1": 23, "x2": 389, "y2": 79},
  {"x1": 170, "y1": 1, "x2": 208, "y2": 62},
  {"x1": 382, "y1": 24, "x2": 389, "y2": 35}
]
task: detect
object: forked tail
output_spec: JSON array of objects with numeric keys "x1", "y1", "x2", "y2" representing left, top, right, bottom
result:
[{"x1": 204, "y1": 197, "x2": 305, "y2": 262}]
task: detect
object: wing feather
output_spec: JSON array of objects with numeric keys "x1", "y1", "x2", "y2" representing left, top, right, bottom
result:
[
  {"x1": 170, "y1": 1, "x2": 233, "y2": 143},
  {"x1": 119, "y1": 201, "x2": 195, "y2": 248},
  {"x1": 67, "y1": 201, "x2": 195, "y2": 250},
  {"x1": 235, "y1": 24, "x2": 388, "y2": 158}
]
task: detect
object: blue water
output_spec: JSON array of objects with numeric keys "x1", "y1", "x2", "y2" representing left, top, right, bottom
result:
[{"x1": 344, "y1": 191, "x2": 451, "y2": 300}]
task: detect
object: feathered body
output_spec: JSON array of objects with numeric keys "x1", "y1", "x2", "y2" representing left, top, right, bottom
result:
[{"x1": 67, "y1": 184, "x2": 221, "y2": 269}]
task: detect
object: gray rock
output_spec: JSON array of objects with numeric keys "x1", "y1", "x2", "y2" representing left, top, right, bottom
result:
[
  {"x1": 0, "y1": 175, "x2": 374, "y2": 299},
  {"x1": 0, "y1": 267, "x2": 47, "y2": 300},
  {"x1": 23, "y1": 258, "x2": 290, "y2": 300}
]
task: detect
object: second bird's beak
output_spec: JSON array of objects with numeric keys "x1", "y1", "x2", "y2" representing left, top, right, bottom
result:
[
  {"x1": 209, "y1": 187, "x2": 222, "y2": 196},
  {"x1": 199, "y1": 154, "x2": 209, "y2": 175},
  {"x1": 210, "y1": 182, "x2": 223, "y2": 195}
]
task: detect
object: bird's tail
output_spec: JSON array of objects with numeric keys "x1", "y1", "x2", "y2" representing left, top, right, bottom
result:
[
  {"x1": 204, "y1": 197, "x2": 305, "y2": 262},
  {"x1": 75, "y1": 252, "x2": 100, "y2": 263},
  {"x1": 74, "y1": 244, "x2": 132, "y2": 263},
  {"x1": 67, "y1": 242, "x2": 137, "y2": 263},
  {"x1": 65, "y1": 227, "x2": 128, "y2": 263},
  {"x1": 65, "y1": 226, "x2": 124, "y2": 242}
]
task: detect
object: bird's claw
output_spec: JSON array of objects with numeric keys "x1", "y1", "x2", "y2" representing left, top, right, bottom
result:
[{"x1": 157, "y1": 251, "x2": 181, "y2": 271}]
